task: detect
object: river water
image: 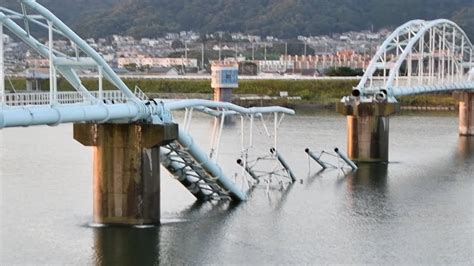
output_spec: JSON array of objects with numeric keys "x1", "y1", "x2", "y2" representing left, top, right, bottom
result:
[{"x1": 0, "y1": 111, "x2": 472, "y2": 264}]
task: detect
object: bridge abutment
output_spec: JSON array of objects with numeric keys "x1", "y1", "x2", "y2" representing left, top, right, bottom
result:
[
  {"x1": 74, "y1": 123, "x2": 178, "y2": 226},
  {"x1": 455, "y1": 92, "x2": 474, "y2": 136},
  {"x1": 337, "y1": 102, "x2": 399, "y2": 163}
]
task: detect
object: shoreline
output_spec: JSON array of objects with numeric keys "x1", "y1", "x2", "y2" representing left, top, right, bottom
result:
[
  {"x1": 6, "y1": 78, "x2": 459, "y2": 112},
  {"x1": 148, "y1": 92, "x2": 457, "y2": 112}
]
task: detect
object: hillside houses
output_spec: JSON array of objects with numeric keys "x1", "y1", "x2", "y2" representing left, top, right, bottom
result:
[{"x1": 4, "y1": 28, "x2": 391, "y2": 76}]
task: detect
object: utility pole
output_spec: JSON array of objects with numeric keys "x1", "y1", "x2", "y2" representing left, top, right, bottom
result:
[
  {"x1": 0, "y1": 23, "x2": 4, "y2": 105},
  {"x1": 252, "y1": 43, "x2": 255, "y2": 60},
  {"x1": 184, "y1": 40, "x2": 188, "y2": 60},
  {"x1": 181, "y1": 55, "x2": 185, "y2": 74},
  {"x1": 218, "y1": 43, "x2": 222, "y2": 61},
  {"x1": 201, "y1": 43, "x2": 205, "y2": 70},
  {"x1": 304, "y1": 42, "x2": 307, "y2": 56},
  {"x1": 264, "y1": 43, "x2": 267, "y2": 61}
]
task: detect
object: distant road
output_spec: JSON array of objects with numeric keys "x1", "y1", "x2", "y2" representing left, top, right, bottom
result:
[
  {"x1": 117, "y1": 74, "x2": 363, "y2": 81},
  {"x1": 7, "y1": 73, "x2": 363, "y2": 81}
]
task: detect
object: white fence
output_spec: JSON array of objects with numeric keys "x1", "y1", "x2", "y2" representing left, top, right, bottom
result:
[{"x1": 1, "y1": 90, "x2": 135, "y2": 107}]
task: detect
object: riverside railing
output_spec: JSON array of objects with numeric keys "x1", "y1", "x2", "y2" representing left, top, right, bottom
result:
[{"x1": 2, "y1": 90, "x2": 139, "y2": 107}]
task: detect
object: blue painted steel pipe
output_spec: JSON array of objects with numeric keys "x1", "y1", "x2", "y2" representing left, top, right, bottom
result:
[
  {"x1": 162, "y1": 99, "x2": 295, "y2": 115},
  {"x1": 270, "y1": 148, "x2": 297, "y2": 183},
  {"x1": 334, "y1": 148, "x2": 358, "y2": 171},
  {"x1": 305, "y1": 148, "x2": 328, "y2": 169},
  {"x1": 237, "y1": 159, "x2": 259, "y2": 181},
  {"x1": 178, "y1": 128, "x2": 247, "y2": 201},
  {"x1": 0, "y1": 103, "x2": 146, "y2": 129}
]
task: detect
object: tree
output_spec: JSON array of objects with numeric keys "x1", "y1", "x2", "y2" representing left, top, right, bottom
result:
[
  {"x1": 326, "y1": 67, "x2": 364, "y2": 77},
  {"x1": 171, "y1": 40, "x2": 185, "y2": 50},
  {"x1": 123, "y1": 63, "x2": 138, "y2": 72},
  {"x1": 239, "y1": 62, "x2": 258, "y2": 75}
]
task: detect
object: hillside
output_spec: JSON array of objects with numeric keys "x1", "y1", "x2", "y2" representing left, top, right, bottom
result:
[
  {"x1": 0, "y1": 1, "x2": 120, "y2": 25},
  {"x1": 1, "y1": 0, "x2": 473, "y2": 39}
]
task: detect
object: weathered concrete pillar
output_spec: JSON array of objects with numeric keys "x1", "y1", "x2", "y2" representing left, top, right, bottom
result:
[
  {"x1": 455, "y1": 92, "x2": 474, "y2": 136},
  {"x1": 337, "y1": 102, "x2": 399, "y2": 163},
  {"x1": 213, "y1": 87, "x2": 233, "y2": 102},
  {"x1": 74, "y1": 123, "x2": 178, "y2": 226}
]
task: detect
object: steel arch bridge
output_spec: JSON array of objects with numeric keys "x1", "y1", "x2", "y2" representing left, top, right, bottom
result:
[
  {"x1": 338, "y1": 19, "x2": 474, "y2": 164},
  {"x1": 352, "y1": 19, "x2": 473, "y2": 100}
]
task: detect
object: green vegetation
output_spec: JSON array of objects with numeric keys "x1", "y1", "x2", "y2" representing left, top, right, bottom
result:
[
  {"x1": 7, "y1": 78, "x2": 457, "y2": 108},
  {"x1": 2, "y1": 0, "x2": 471, "y2": 39},
  {"x1": 326, "y1": 67, "x2": 364, "y2": 77},
  {"x1": 78, "y1": 0, "x2": 473, "y2": 39},
  {"x1": 5, "y1": 77, "x2": 354, "y2": 103},
  {"x1": 398, "y1": 94, "x2": 455, "y2": 107}
]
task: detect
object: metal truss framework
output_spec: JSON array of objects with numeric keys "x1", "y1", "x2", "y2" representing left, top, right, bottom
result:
[
  {"x1": 161, "y1": 100, "x2": 296, "y2": 200},
  {"x1": 356, "y1": 19, "x2": 474, "y2": 98}
]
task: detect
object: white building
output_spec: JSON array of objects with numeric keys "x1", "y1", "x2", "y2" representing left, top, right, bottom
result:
[
  {"x1": 118, "y1": 57, "x2": 198, "y2": 68},
  {"x1": 254, "y1": 59, "x2": 293, "y2": 73}
]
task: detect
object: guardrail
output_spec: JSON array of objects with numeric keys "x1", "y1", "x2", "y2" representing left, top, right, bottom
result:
[{"x1": 1, "y1": 90, "x2": 135, "y2": 106}]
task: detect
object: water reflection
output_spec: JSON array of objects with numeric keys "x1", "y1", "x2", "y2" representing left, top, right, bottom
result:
[
  {"x1": 92, "y1": 201, "x2": 239, "y2": 265},
  {"x1": 178, "y1": 199, "x2": 239, "y2": 219},
  {"x1": 67, "y1": 137, "x2": 474, "y2": 265},
  {"x1": 93, "y1": 226, "x2": 159, "y2": 265},
  {"x1": 266, "y1": 183, "x2": 295, "y2": 211},
  {"x1": 457, "y1": 136, "x2": 474, "y2": 160},
  {"x1": 306, "y1": 168, "x2": 333, "y2": 186},
  {"x1": 345, "y1": 164, "x2": 394, "y2": 220},
  {"x1": 347, "y1": 164, "x2": 388, "y2": 190},
  {"x1": 158, "y1": 201, "x2": 239, "y2": 265}
]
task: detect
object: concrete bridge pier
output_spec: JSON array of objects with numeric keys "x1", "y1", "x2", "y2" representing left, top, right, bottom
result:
[
  {"x1": 455, "y1": 92, "x2": 474, "y2": 136},
  {"x1": 213, "y1": 87, "x2": 233, "y2": 102},
  {"x1": 337, "y1": 102, "x2": 399, "y2": 163},
  {"x1": 74, "y1": 123, "x2": 178, "y2": 226}
]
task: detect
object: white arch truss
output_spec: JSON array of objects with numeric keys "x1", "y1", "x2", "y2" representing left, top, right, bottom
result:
[
  {"x1": 356, "y1": 19, "x2": 474, "y2": 98},
  {"x1": 0, "y1": 0, "x2": 143, "y2": 104}
]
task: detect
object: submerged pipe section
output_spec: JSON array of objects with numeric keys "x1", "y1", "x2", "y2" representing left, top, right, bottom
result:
[
  {"x1": 270, "y1": 148, "x2": 297, "y2": 183},
  {"x1": 304, "y1": 148, "x2": 328, "y2": 169},
  {"x1": 334, "y1": 148, "x2": 358, "y2": 171},
  {"x1": 237, "y1": 159, "x2": 259, "y2": 181},
  {"x1": 160, "y1": 145, "x2": 216, "y2": 201},
  {"x1": 178, "y1": 128, "x2": 247, "y2": 201}
]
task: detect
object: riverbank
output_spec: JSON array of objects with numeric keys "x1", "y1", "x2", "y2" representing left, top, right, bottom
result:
[
  {"x1": 121, "y1": 79, "x2": 458, "y2": 110},
  {"x1": 6, "y1": 78, "x2": 457, "y2": 109}
]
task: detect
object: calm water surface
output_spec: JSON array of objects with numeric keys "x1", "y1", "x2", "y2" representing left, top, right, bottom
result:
[{"x1": 0, "y1": 111, "x2": 472, "y2": 264}]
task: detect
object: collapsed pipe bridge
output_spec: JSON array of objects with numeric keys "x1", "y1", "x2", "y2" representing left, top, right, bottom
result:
[{"x1": 0, "y1": 1, "x2": 295, "y2": 226}]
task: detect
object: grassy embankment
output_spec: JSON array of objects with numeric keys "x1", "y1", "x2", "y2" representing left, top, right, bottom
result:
[{"x1": 5, "y1": 78, "x2": 456, "y2": 109}]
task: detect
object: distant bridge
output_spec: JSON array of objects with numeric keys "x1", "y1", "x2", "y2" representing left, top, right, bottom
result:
[
  {"x1": 351, "y1": 19, "x2": 473, "y2": 98},
  {"x1": 338, "y1": 19, "x2": 473, "y2": 162}
]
